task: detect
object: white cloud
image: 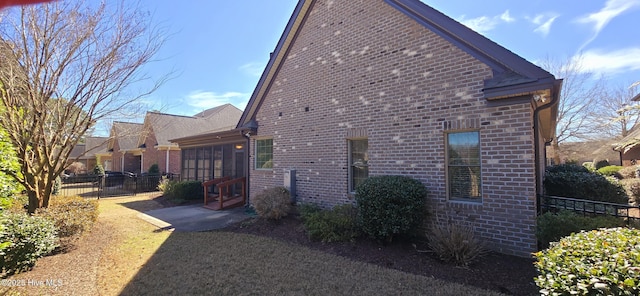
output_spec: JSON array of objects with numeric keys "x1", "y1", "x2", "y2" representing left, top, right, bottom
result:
[
  {"x1": 576, "y1": 0, "x2": 640, "y2": 49},
  {"x1": 500, "y1": 10, "x2": 515, "y2": 23},
  {"x1": 185, "y1": 90, "x2": 250, "y2": 111},
  {"x1": 574, "y1": 48, "x2": 640, "y2": 75},
  {"x1": 460, "y1": 10, "x2": 515, "y2": 34},
  {"x1": 239, "y1": 62, "x2": 266, "y2": 77},
  {"x1": 527, "y1": 13, "x2": 560, "y2": 37}
]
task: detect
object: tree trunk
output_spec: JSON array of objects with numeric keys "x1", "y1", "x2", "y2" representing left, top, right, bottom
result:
[{"x1": 551, "y1": 139, "x2": 561, "y2": 165}]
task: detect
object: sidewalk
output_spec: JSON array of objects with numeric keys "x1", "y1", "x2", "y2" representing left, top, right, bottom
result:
[{"x1": 138, "y1": 204, "x2": 249, "y2": 232}]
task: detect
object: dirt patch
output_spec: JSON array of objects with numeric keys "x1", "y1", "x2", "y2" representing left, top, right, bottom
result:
[{"x1": 224, "y1": 213, "x2": 540, "y2": 296}]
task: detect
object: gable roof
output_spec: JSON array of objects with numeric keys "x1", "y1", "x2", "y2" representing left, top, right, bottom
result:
[
  {"x1": 237, "y1": 0, "x2": 561, "y2": 128},
  {"x1": 109, "y1": 121, "x2": 143, "y2": 151},
  {"x1": 140, "y1": 104, "x2": 242, "y2": 148}
]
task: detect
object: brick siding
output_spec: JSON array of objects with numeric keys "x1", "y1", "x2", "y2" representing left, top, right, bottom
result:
[{"x1": 249, "y1": 0, "x2": 538, "y2": 256}]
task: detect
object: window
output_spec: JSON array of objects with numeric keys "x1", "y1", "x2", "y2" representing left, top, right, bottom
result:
[
  {"x1": 349, "y1": 139, "x2": 368, "y2": 192},
  {"x1": 255, "y1": 138, "x2": 273, "y2": 169},
  {"x1": 446, "y1": 131, "x2": 481, "y2": 202}
]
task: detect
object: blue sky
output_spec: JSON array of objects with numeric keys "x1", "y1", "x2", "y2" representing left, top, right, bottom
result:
[{"x1": 136, "y1": 0, "x2": 640, "y2": 117}]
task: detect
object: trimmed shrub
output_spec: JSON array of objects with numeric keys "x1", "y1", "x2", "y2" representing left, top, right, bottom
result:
[
  {"x1": 536, "y1": 210, "x2": 624, "y2": 248},
  {"x1": 252, "y1": 187, "x2": 290, "y2": 220},
  {"x1": 544, "y1": 166, "x2": 628, "y2": 204},
  {"x1": 621, "y1": 178, "x2": 640, "y2": 205},
  {"x1": 301, "y1": 204, "x2": 358, "y2": 242},
  {"x1": 428, "y1": 221, "x2": 486, "y2": 266},
  {"x1": 618, "y1": 165, "x2": 638, "y2": 179},
  {"x1": 148, "y1": 163, "x2": 160, "y2": 175},
  {"x1": 93, "y1": 163, "x2": 105, "y2": 176},
  {"x1": 161, "y1": 180, "x2": 203, "y2": 201},
  {"x1": 595, "y1": 159, "x2": 610, "y2": 170},
  {"x1": 534, "y1": 227, "x2": 640, "y2": 295},
  {"x1": 0, "y1": 213, "x2": 58, "y2": 277},
  {"x1": 596, "y1": 165, "x2": 623, "y2": 179},
  {"x1": 582, "y1": 162, "x2": 595, "y2": 172},
  {"x1": 355, "y1": 175, "x2": 427, "y2": 243},
  {"x1": 36, "y1": 196, "x2": 98, "y2": 250},
  {"x1": 547, "y1": 164, "x2": 590, "y2": 174}
]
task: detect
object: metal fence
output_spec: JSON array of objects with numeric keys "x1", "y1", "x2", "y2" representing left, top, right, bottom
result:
[
  {"x1": 58, "y1": 173, "x2": 179, "y2": 198},
  {"x1": 538, "y1": 195, "x2": 640, "y2": 224}
]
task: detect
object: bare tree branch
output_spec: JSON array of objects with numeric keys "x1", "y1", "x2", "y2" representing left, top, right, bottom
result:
[{"x1": 0, "y1": 1, "x2": 167, "y2": 212}]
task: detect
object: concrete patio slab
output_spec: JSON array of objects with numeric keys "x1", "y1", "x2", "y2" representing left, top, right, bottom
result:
[{"x1": 138, "y1": 204, "x2": 249, "y2": 232}]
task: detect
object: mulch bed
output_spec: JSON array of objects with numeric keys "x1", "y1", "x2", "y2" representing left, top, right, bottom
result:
[{"x1": 224, "y1": 212, "x2": 540, "y2": 296}]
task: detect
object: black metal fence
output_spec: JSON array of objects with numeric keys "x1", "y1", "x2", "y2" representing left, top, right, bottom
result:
[
  {"x1": 538, "y1": 195, "x2": 640, "y2": 224},
  {"x1": 58, "y1": 173, "x2": 179, "y2": 198}
]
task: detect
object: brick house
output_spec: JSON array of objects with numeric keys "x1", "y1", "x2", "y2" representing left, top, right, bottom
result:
[
  {"x1": 109, "y1": 121, "x2": 144, "y2": 173},
  {"x1": 227, "y1": 0, "x2": 562, "y2": 256},
  {"x1": 614, "y1": 93, "x2": 640, "y2": 166},
  {"x1": 106, "y1": 104, "x2": 242, "y2": 175},
  {"x1": 67, "y1": 137, "x2": 111, "y2": 173}
]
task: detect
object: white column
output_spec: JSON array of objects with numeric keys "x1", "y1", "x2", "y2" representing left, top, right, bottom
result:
[{"x1": 166, "y1": 149, "x2": 170, "y2": 174}]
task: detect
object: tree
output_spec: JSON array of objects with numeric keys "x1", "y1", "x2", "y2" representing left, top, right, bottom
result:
[
  {"x1": 538, "y1": 55, "x2": 606, "y2": 164},
  {"x1": 0, "y1": 1, "x2": 165, "y2": 213},
  {"x1": 592, "y1": 83, "x2": 640, "y2": 139},
  {"x1": 0, "y1": 114, "x2": 21, "y2": 207}
]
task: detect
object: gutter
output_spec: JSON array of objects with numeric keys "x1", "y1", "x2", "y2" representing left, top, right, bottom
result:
[{"x1": 533, "y1": 80, "x2": 562, "y2": 213}]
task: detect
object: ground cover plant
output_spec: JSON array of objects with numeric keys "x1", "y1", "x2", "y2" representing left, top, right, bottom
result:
[{"x1": 535, "y1": 227, "x2": 640, "y2": 295}]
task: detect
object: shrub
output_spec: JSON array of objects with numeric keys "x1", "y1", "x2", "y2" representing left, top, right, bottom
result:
[
  {"x1": 0, "y1": 213, "x2": 58, "y2": 277},
  {"x1": 618, "y1": 165, "x2": 638, "y2": 179},
  {"x1": 546, "y1": 164, "x2": 590, "y2": 174},
  {"x1": 534, "y1": 227, "x2": 640, "y2": 295},
  {"x1": 595, "y1": 159, "x2": 610, "y2": 170},
  {"x1": 148, "y1": 163, "x2": 160, "y2": 175},
  {"x1": 544, "y1": 168, "x2": 628, "y2": 204},
  {"x1": 536, "y1": 210, "x2": 624, "y2": 248},
  {"x1": 52, "y1": 175, "x2": 62, "y2": 195},
  {"x1": 582, "y1": 162, "x2": 595, "y2": 172},
  {"x1": 428, "y1": 221, "x2": 486, "y2": 266},
  {"x1": 596, "y1": 165, "x2": 623, "y2": 179},
  {"x1": 301, "y1": 204, "x2": 359, "y2": 242},
  {"x1": 355, "y1": 175, "x2": 427, "y2": 243},
  {"x1": 160, "y1": 180, "x2": 203, "y2": 201},
  {"x1": 620, "y1": 178, "x2": 640, "y2": 205},
  {"x1": 93, "y1": 163, "x2": 105, "y2": 175},
  {"x1": 252, "y1": 187, "x2": 290, "y2": 220},
  {"x1": 37, "y1": 196, "x2": 98, "y2": 251},
  {"x1": 157, "y1": 177, "x2": 173, "y2": 193}
]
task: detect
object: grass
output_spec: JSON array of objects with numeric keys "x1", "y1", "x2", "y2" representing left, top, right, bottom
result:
[{"x1": 2, "y1": 194, "x2": 505, "y2": 296}]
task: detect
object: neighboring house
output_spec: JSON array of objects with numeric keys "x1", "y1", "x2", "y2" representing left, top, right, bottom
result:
[
  {"x1": 105, "y1": 104, "x2": 242, "y2": 176},
  {"x1": 65, "y1": 136, "x2": 111, "y2": 173},
  {"x1": 109, "y1": 121, "x2": 144, "y2": 174},
  {"x1": 137, "y1": 104, "x2": 242, "y2": 176},
  {"x1": 554, "y1": 140, "x2": 621, "y2": 166},
  {"x1": 615, "y1": 94, "x2": 640, "y2": 166},
  {"x1": 172, "y1": 0, "x2": 561, "y2": 256}
]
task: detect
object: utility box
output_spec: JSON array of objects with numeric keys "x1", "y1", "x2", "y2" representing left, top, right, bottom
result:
[{"x1": 284, "y1": 170, "x2": 297, "y2": 204}]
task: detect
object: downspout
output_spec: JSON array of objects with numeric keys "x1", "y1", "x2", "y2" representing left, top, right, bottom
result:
[
  {"x1": 533, "y1": 84, "x2": 561, "y2": 213},
  {"x1": 243, "y1": 132, "x2": 251, "y2": 207}
]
